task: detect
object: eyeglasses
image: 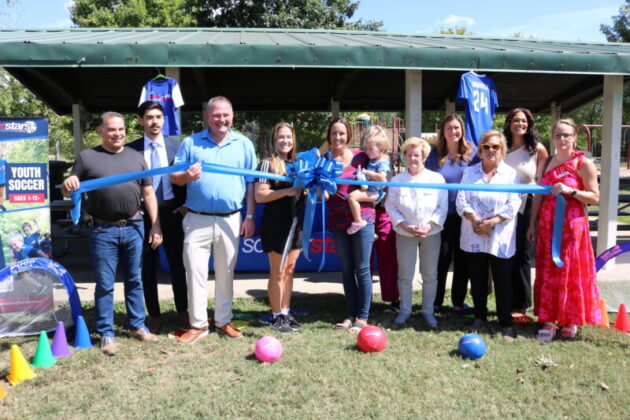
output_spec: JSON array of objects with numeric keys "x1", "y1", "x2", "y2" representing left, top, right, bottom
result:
[
  {"x1": 553, "y1": 133, "x2": 574, "y2": 139},
  {"x1": 481, "y1": 144, "x2": 500, "y2": 151}
]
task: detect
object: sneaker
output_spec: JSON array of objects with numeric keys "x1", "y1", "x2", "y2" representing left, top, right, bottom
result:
[
  {"x1": 176, "y1": 328, "x2": 209, "y2": 344},
  {"x1": 347, "y1": 220, "x2": 367, "y2": 235},
  {"x1": 423, "y1": 312, "x2": 439, "y2": 329},
  {"x1": 100, "y1": 336, "x2": 118, "y2": 356},
  {"x1": 130, "y1": 328, "x2": 159, "y2": 343},
  {"x1": 501, "y1": 327, "x2": 517, "y2": 341},
  {"x1": 285, "y1": 313, "x2": 301, "y2": 331},
  {"x1": 469, "y1": 318, "x2": 486, "y2": 332},
  {"x1": 394, "y1": 312, "x2": 411, "y2": 325},
  {"x1": 271, "y1": 315, "x2": 294, "y2": 333},
  {"x1": 216, "y1": 322, "x2": 243, "y2": 339}
]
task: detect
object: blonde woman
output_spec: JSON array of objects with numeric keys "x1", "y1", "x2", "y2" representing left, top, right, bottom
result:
[
  {"x1": 527, "y1": 118, "x2": 600, "y2": 341},
  {"x1": 385, "y1": 137, "x2": 447, "y2": 328},
  {"x1": 255, "y1": 122, "x2": 304, "y2": 333}
]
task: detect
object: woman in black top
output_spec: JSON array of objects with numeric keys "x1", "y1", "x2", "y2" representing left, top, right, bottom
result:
[{"x1": 255, "y1": 122, "x2": 304, "y2": 333}]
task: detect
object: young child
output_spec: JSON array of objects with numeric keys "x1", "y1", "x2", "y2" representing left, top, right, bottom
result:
[
  {"x1": 22, "y1": 221, "x2": 41, "y2": 248},
  {"x1": 7, "y1": 232, "x2": 47, "y2": 261},
  {"x1": 346, "y1": 126, "x2": 391, "y2": 235}
]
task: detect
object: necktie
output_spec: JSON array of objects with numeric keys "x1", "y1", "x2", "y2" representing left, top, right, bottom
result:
[{"x1": 150, "y1": 142, "x2": 164, "y2": 204}]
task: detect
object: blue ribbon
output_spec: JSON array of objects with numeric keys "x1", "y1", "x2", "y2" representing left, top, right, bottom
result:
[{"x1": 68, "y1": 152, "x2": 566, "y2": 268}]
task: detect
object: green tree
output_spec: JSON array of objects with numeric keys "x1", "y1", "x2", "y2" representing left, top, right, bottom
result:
[
  {"x1": 70, "y1": 0, "x2": 196, "y2": 27},
  {"x1": 600, "y1": 1, "x2": 630, "y2": 42},
  {"x1": 189, "y1": 0, "x2": 380, "y2": 30},
  {"x1": 70, "y1": 0, "x2": 381, "y2": 30}
]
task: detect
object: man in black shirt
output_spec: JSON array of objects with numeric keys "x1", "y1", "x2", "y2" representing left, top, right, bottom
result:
[{"x1": 62, "y1": 112, "x2": 162, "y2": 356}]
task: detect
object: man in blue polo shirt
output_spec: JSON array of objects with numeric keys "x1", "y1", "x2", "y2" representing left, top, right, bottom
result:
[{"x1": 171, "y1": 96, "x2": 257, "y2": 343}]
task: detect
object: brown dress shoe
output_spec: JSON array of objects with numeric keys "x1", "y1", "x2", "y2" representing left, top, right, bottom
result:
[
  {"x1": 130, "y1": 328, "x2": 159, "y2": 344},
  {"x1": 216, "y1": 322, "x2": 243, "y2": 339},
  {"x1": 147, "y1": 316, "x2": 162, "y2": 334},
  {"x1": 176, "y1": 328, "x2": 209, "y2": 344}
]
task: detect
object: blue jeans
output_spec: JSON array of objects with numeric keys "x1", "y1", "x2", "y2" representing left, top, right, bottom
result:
[
  {"x1": 333, "y1": 222, "x2": 375, "y2": 321},
  {"x1": 89, "y1": 221, "x2": 146, "y2": 337}
]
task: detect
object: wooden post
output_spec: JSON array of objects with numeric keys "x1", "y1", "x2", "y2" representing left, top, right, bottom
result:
[
  {"x1": 597, "y1": 75, "x2": 623, "y2": 267},
  {"x1": 405, "y1": 70, "x2": 422, "y2": 137},
  {"x1": 71, "y1": 103, "x2": 83, "y2": 159}
]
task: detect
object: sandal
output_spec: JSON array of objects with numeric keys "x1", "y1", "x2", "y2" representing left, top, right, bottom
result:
[
  {"x1": 536, "y1": 322, "x2": 558, "y2": 342},
  {"x1": 560, "y1": 325, "x2": 578, "y2": 339},
  {"x1": 333, "y1": 318, "x2": 353, "y2": 330},
  {"x1": 348, "y1": 320, "x2": 367, "y2": 333}
]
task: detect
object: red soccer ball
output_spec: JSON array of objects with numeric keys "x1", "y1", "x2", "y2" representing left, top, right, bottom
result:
[{"x1": 357, "y1": 326, "x2": 387, "y2": 353}]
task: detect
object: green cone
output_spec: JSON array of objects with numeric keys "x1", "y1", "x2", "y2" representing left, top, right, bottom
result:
[{"x1": 31, "y1": 331, "x2": 57, "y2": 368}]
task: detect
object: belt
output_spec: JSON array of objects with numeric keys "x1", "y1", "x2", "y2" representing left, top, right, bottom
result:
[
  {"x1": 186, "y1": 208, "x2": 240, "y2": 217},
  {"x1": 159, "y1": 199, "x2": 177, "y2": 208},
  {"x1": 93, "y1": 214, "x2": 143, "y2": 227}
]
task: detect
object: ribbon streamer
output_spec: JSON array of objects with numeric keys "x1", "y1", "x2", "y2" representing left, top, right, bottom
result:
[{"x1": 67, "y1": 153, "x2": 565, "y2": 268}]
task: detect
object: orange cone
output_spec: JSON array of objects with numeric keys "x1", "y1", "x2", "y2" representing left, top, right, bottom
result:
[
  {"x1": 0, "y1": 382, "x2": 7, "y2": 400},
  {"x1": 6, "y1": 345, "x2": 36, "y2": 386},
  {"x1": 597, "y1": 299, "x2": 610, "y2": 328},
  {"x1": 613, "y1": 303, "x2": 630, "y2": 333}
]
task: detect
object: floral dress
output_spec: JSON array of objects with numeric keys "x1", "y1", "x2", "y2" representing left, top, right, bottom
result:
[{"x1": 534, "y1": 152, "x2": 601, "y2": 326}]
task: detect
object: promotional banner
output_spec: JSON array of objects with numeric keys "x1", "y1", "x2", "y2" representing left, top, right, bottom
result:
[{"x1": 0, "y1": 118, "x2": 51, "y2": 267}]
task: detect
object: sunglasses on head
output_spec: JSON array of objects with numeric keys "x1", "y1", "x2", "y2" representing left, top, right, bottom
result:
[{"x1": 481, "y1": 144, "x2": 500, "y2": 151}]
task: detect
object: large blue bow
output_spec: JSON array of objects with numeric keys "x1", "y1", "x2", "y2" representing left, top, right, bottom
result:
[{"x1": 285, "y1": 149, "x2": 342, "y2": 269}]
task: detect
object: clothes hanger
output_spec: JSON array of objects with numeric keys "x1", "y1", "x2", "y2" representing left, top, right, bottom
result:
[{"x1": 151, "y1": 68, "x2": 168, "y2": 80}]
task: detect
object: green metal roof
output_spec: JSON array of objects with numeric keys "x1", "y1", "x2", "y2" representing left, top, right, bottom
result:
[
  {"x1": 1, "y1": 28, "x2": 629, "y2": 115},
  {"x1": 2, "y1": 28, "x2": 630, "y2": 74}
]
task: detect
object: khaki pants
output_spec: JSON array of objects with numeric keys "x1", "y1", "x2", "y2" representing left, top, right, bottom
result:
[
  {"x1": 396, "y1": 233, "x2": 441, "y2": 316},
  {"x1": 182, "y1": 212, "x2": 240, "y2": 328}
]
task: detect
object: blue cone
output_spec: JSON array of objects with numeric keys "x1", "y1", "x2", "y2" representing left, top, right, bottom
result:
[{"x1": 74, "y1": 315, "x2": 93, "y2": 349}]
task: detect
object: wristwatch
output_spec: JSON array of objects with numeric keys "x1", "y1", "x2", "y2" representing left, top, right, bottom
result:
[
  {"x1": 246, "y1": 214, "x2": 255, "y2": 220},
  {"x1": 571, "y1": 189, "x2": 578, "y2": 196}
]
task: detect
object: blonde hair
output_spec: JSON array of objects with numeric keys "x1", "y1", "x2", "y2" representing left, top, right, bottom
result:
[
  {"x1": 401, "y1": 137, "x2": 431, "y2": 160},
  {"x1": 362, "y1": 125, "x2": 390, "y2": 156},
  {"x1": 477, "y1": 130, "x2": 507, "y2": 158},
  {"x1": 436, "y1": 113, "x2": 472, "y2": 167},
  {"x1": 552, "y1": 118, "x2": 578, "y2": 135},
  {"x1": 266, "y1": 122, "x2": 297, "y2": 185}
]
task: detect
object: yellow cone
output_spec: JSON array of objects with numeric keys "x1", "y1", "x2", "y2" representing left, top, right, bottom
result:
[
  {"x1": 0, "y1": 382, "x2": 7, "y2": 400},
  {"x1": 6, "y1": 345, "x2": 36, "y2": 386}
]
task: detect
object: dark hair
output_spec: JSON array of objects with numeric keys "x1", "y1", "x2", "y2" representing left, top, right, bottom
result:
[
  {"x1": 326, "y1": 117, "x2": 353, "y2": 143},
  {"x1": 138, "y1": 101, "x2": 164, "y2": 118},
  {"x1": 503, "y1": 108, "x2": 540, "y2": 156},
  {"x1": 436, "y1": 113, "x2": 472, "y2": 167}
]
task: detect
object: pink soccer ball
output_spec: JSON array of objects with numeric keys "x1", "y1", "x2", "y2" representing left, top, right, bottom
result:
[{"x1": 255, "y1": 336, "x2": 283, "y2": 363}]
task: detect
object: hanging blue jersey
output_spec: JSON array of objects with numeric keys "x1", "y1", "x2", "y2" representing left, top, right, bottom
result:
[
  {"x1": 456, "y1": 72, "x2": 499, "y2": 147},
  {"x1": 138, "y1": 78, "x2": 185, "y2": 136}
]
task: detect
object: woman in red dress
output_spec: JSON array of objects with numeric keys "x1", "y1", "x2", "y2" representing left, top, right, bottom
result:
[{"x1": 527, "y1": 118, "x2": 601, "y2": 341}]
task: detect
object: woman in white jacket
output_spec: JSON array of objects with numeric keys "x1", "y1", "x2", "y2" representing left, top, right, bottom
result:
[
  {"x1": 456, "y1": 129, "x2": 521, "y2": 340},
  {"x1": 385, "y1": 137, "x2": 447, "y2": 328}
]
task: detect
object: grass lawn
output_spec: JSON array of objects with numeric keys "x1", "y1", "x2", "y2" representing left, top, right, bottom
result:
[{"x1": 1, "y1": 292, "x2": 629, "y2": 419}]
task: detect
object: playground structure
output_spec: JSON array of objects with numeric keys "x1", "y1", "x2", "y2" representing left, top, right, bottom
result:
[{"x1": 578, "y1": 124, "x2": 630, "y2": 169}]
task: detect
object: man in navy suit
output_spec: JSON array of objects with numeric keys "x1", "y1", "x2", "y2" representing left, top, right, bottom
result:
[{"x1": 128, "y1": 101, "x2": 188, "y2": 333}]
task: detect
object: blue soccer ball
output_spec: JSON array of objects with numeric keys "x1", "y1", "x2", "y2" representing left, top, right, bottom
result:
[{"x1": 458, "y1": 334, "x2": 486, "y2": 360}]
